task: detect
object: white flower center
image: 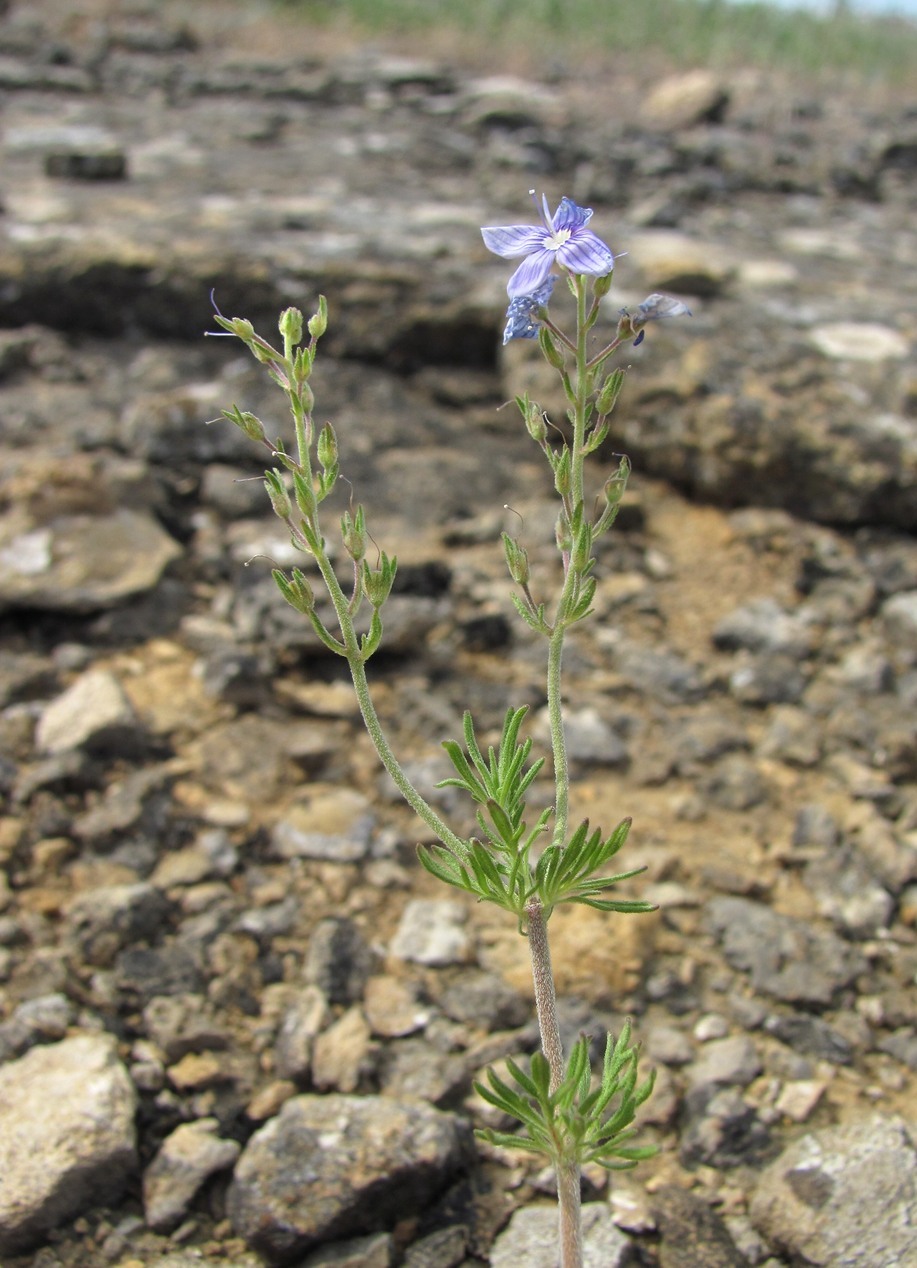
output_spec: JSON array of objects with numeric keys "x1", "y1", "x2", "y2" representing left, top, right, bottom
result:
[{"x1": 544, "y1": 228, "x2": 571, "y2": 251}]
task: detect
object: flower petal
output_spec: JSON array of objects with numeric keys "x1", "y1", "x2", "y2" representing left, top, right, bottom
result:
[
  {"x1": 481, "y1": 224, "x2": 545, "y2": 259},
  {"x1": 506, "y1": 249, "x2": 555, "y2": 297},
  {"x1": 552, "y1": 197, "x2": 593, "y2": 233},
  {"x1": 556, "y1": 230, "x2": 615, "y2": 278}
]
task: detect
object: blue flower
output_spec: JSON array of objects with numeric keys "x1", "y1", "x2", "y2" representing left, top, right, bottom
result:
[
  {"x1": 502, "y1": 276, "x2": 556, "y2": 345},
  {"x1": 482, "y1": 192, "x2": 616, "y2": 297}
]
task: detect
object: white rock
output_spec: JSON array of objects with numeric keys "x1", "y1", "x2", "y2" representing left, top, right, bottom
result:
[
  {"x1": 35, "y1": 668, "x2": 138, "y2": 753},
  {"x1": 809, "y1": 322, "x2": 910, "y2": 361},
  {"x1": 490, "y1": 1202, "x2": 633, "y2": 1267},
  {"x1": 0, "y1": 1033, "x2": 137, "y2": 1255},
  {"x1": 389, "y1": 898, "x2": 470, "y2": 966}
]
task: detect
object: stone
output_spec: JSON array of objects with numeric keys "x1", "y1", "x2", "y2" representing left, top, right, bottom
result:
[
  {"x1": 489, "y1": 1202, "x2": 634, "y2": 1268},
  {"x1": 809, "y1": 322, "x2": 910, "y2": 361},
  {"x1": 713, "y1": 598, "x2": 813, "y2": 658},
  {"x1": 273, "y1": 986, "x2": 330, "y2": 1080},
  {"x1": 0, "y1": 510, "x2": 181, "y2": 613},
  {"x1": 311, "y1": 1007, "x2": 374, "y2": 1093},
  {"x1": 642, "y1": 70, "x2": 731, "y2": 130},
  {"x1": 64, "y1": 881, "x2": 173, "y2": 967},
  {"x1": 227, "y1": 1093, "x2": 472, "y2": 1261},
  {"x1": 680, "y1": 1087, "x2": 771, "y2": 1168},
  {"x1": 390, "y1": 898, "x2": 471, "y2": 967},
  {"x1": 35, "y1": 668, "x2": 140, "y2": 754},
  {"x1": 652, "y1": 1185, "x2": 750, "y2": 1267},
  {"x1": 296, "y1": 1232, "x2": 394, "y2": 1267},
  {"x1": 0, "y1": 1033, "x2": 137, "y2": 1255},
  {"x1": 750, "y1": 1116, "x2": 917, "y2": 1267},
  {"x1": 705, "y1": 896, "x2": 866, "y2": 1005},
  {"x1": 143, "y1": 1117, "x2": 241, "y2": 1232},
  {"x1": 686, "y1": 1034, "x2": 763, "y2": 1089},
  {"x1": 304, "y1": 917, "x2": 374, "y2": 1005},
  {"x1": 271, "y1": 789, "x2": 376, "y2": 862},
  {"x1": 363, "y1": 974, "x2": 431, "y2": 1038},
  {"x1": 436, "y1": 967, "x2": 530, "y2": 1032}
]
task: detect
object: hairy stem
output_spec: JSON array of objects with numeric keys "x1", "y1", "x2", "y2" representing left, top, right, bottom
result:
[
  {"x1": 312, "y1": 544, "x2": 469, "y2": 859},
  {"x1": 526, "y1": 895, "x2": 582, "y2": 1268}
]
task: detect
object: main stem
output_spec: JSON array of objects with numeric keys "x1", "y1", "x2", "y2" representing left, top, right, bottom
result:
[
  {"x1": 527, "y1": 896, "x2": 582, "y2": 1268},
  {"x1": 533, "y1": 275, "x2": 592, "y2": 1268}
]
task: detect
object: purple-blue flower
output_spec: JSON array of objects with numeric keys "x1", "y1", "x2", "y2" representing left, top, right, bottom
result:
[
  {"x1": 502, "y1": 276, "x2": 556, "y2": 345},
  {"x1": 482, "y1": 193, "x2": 616, "y2": 297}
]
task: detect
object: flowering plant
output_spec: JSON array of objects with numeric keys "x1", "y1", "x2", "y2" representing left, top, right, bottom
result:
[{"x1": 211, "y1": 191, "x2": 689, "y2": 1268}]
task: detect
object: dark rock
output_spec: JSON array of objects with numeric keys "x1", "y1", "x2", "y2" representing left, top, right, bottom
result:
[
  {"x1": 227, "y1": 1093, "x2": 473, "y2": 1263},
  {"x1": 652, "y1": 1185, "x2": 750, "y2": 1267},
  {"x1": 705, "y1": 896, "x2": 866, "y2": 1005},
  {"x1": 763, "y1": 1013, "x2": 854, "y2": 1065},
  {"x1": 304, "y1": 917, "x2": 374, "y2": 1006},
  {"x1": 680, "y1": 1087, "x2": 772, "y2": 1168},
  {"x1": 436, "y1": 968, "x2": 530, "y2": 1031}
]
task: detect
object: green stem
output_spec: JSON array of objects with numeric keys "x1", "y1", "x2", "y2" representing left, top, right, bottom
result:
[
  {"x1": 312, "y1": 544, "x2": 469, "y2": 859},
  {"x1": 547, "y1": 620, "x2": 569, "y2": 847},
  {"x1": 547, "y1": 276, "x2": 591, "y2": 849}
]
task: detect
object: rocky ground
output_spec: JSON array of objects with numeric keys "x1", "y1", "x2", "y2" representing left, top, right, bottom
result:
[{"x1": 1, "y1": 1, "x2": 917, "y2": 1265}]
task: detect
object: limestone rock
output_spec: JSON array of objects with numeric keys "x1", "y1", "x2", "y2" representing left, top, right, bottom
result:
[
  {"x1": 0, "y1": 1034, "x2": 137, "y2": 1255},
  {"x1": 750, "y1": 1116, "x2": 917, "y2": 1266},
  {"x1": 143, "y1": 1117, "x2": 241, "y2": 1232},
  {"x1": 35, "y1": 668, "x2": 140, "y2": 755},
  {"x1": 0, "y1": 510, "x2": 181, "y2": 613}
]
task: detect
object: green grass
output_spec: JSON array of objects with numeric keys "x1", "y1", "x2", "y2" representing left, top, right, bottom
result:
[{"x1": 273, "y1": 0, "x2": 917, "y2": 85}]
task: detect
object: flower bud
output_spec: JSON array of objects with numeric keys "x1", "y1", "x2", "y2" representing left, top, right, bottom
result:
[
  {"x1": 593, "y1": 271, "x2": 614, "y2": 299},
  {"x1": 362, "y1": 551, "x2": 397, "y2": 609},
  {"x1": 279, "y1": 307, "x2": 303, "y2": 345},
  {"x1": 264, "y1": 470, "x2": 292, "y2": 520},
  {"x1": 538, "y1": 326, "x2": 565, "y2": 370},
  {"x1": 604, "y1": 454, "x2": 631, "y2": 506},
  {"x1": 308, "y1": 295, "x2": 329, "y2": 340},
  {"x1": 502, "y1": 532, "x2": 530, "y2": 586},
  {"x1": 317, "y1": 423, "x2": 338, "y2": 471},
  {"x1": 341, "y1": 506, "x2": 367, "y2": 561},
  {"x1": 596, "y1": 368, "x2": 626, "y2": 416},
  {"x1": 273, "y1": 567, "x2": 314, "y2": 614}
]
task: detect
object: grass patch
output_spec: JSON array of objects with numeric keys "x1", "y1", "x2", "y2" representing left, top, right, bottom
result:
[{"x1": 270, "y1": 0, "x2": 917, "y2": 85}]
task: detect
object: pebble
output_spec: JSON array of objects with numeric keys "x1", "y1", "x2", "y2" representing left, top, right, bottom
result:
[
  {"x1": 226, "y1": 1093, "x2": 472, "y2": 1262},
  {"x1": 390, "y1": 898, "x2": 471, "y2": 967},
  {"x1": 304, "y1": 917, "x2": 374, "y2": 1005},
  {"x1": 311, "y1": 1006, "x2": 374, "y2": 1093},
  {"x1": 750, "y1": 1115, "x2": 917, "y2": 1267},
  {"x1": 363, "y1": 973, "x2": 431, "y2": 1038},
  {"x1": 271, "y1": 789, "x2": 376, "y2": 862},
  {"x1": 809, "y1": 322, "x2": 910, "y2": 362},
  {"x1": 34, "y1": 668, "x2": 140, "y2": 754},
  {"x1": 489, "y1": 1202, "x2": 634, "y2": 1268},
  {"x1": 143, "y1": 1118, "x2": 241, "y2": 1232},
  {"x1": 705, "y1": 896, "x2": 866, "y2": 1005},
  {"x1": 686, "y1": 1034, "x2": 763, "y2": 1089},
  {"x1": 0, "y1": 1033, "x2": 137, "y2": 1255},
  {"x1": 0, "y1": 511, "x2": 181, "y2": 613},
  {"x1": 651, "y1": 1185, "x2": 750, "y2": 1267}
]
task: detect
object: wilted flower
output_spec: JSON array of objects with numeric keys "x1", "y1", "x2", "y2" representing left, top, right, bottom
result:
[
  {"x1": 619, "y1": 293, "x2": 692, "y2": 345},
  {"x1": 482, "y1": 193, "x2": 616, "y2": 297},
  {"x1": 502, "y1": 276, "x2": 556, "y2": 345}
]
